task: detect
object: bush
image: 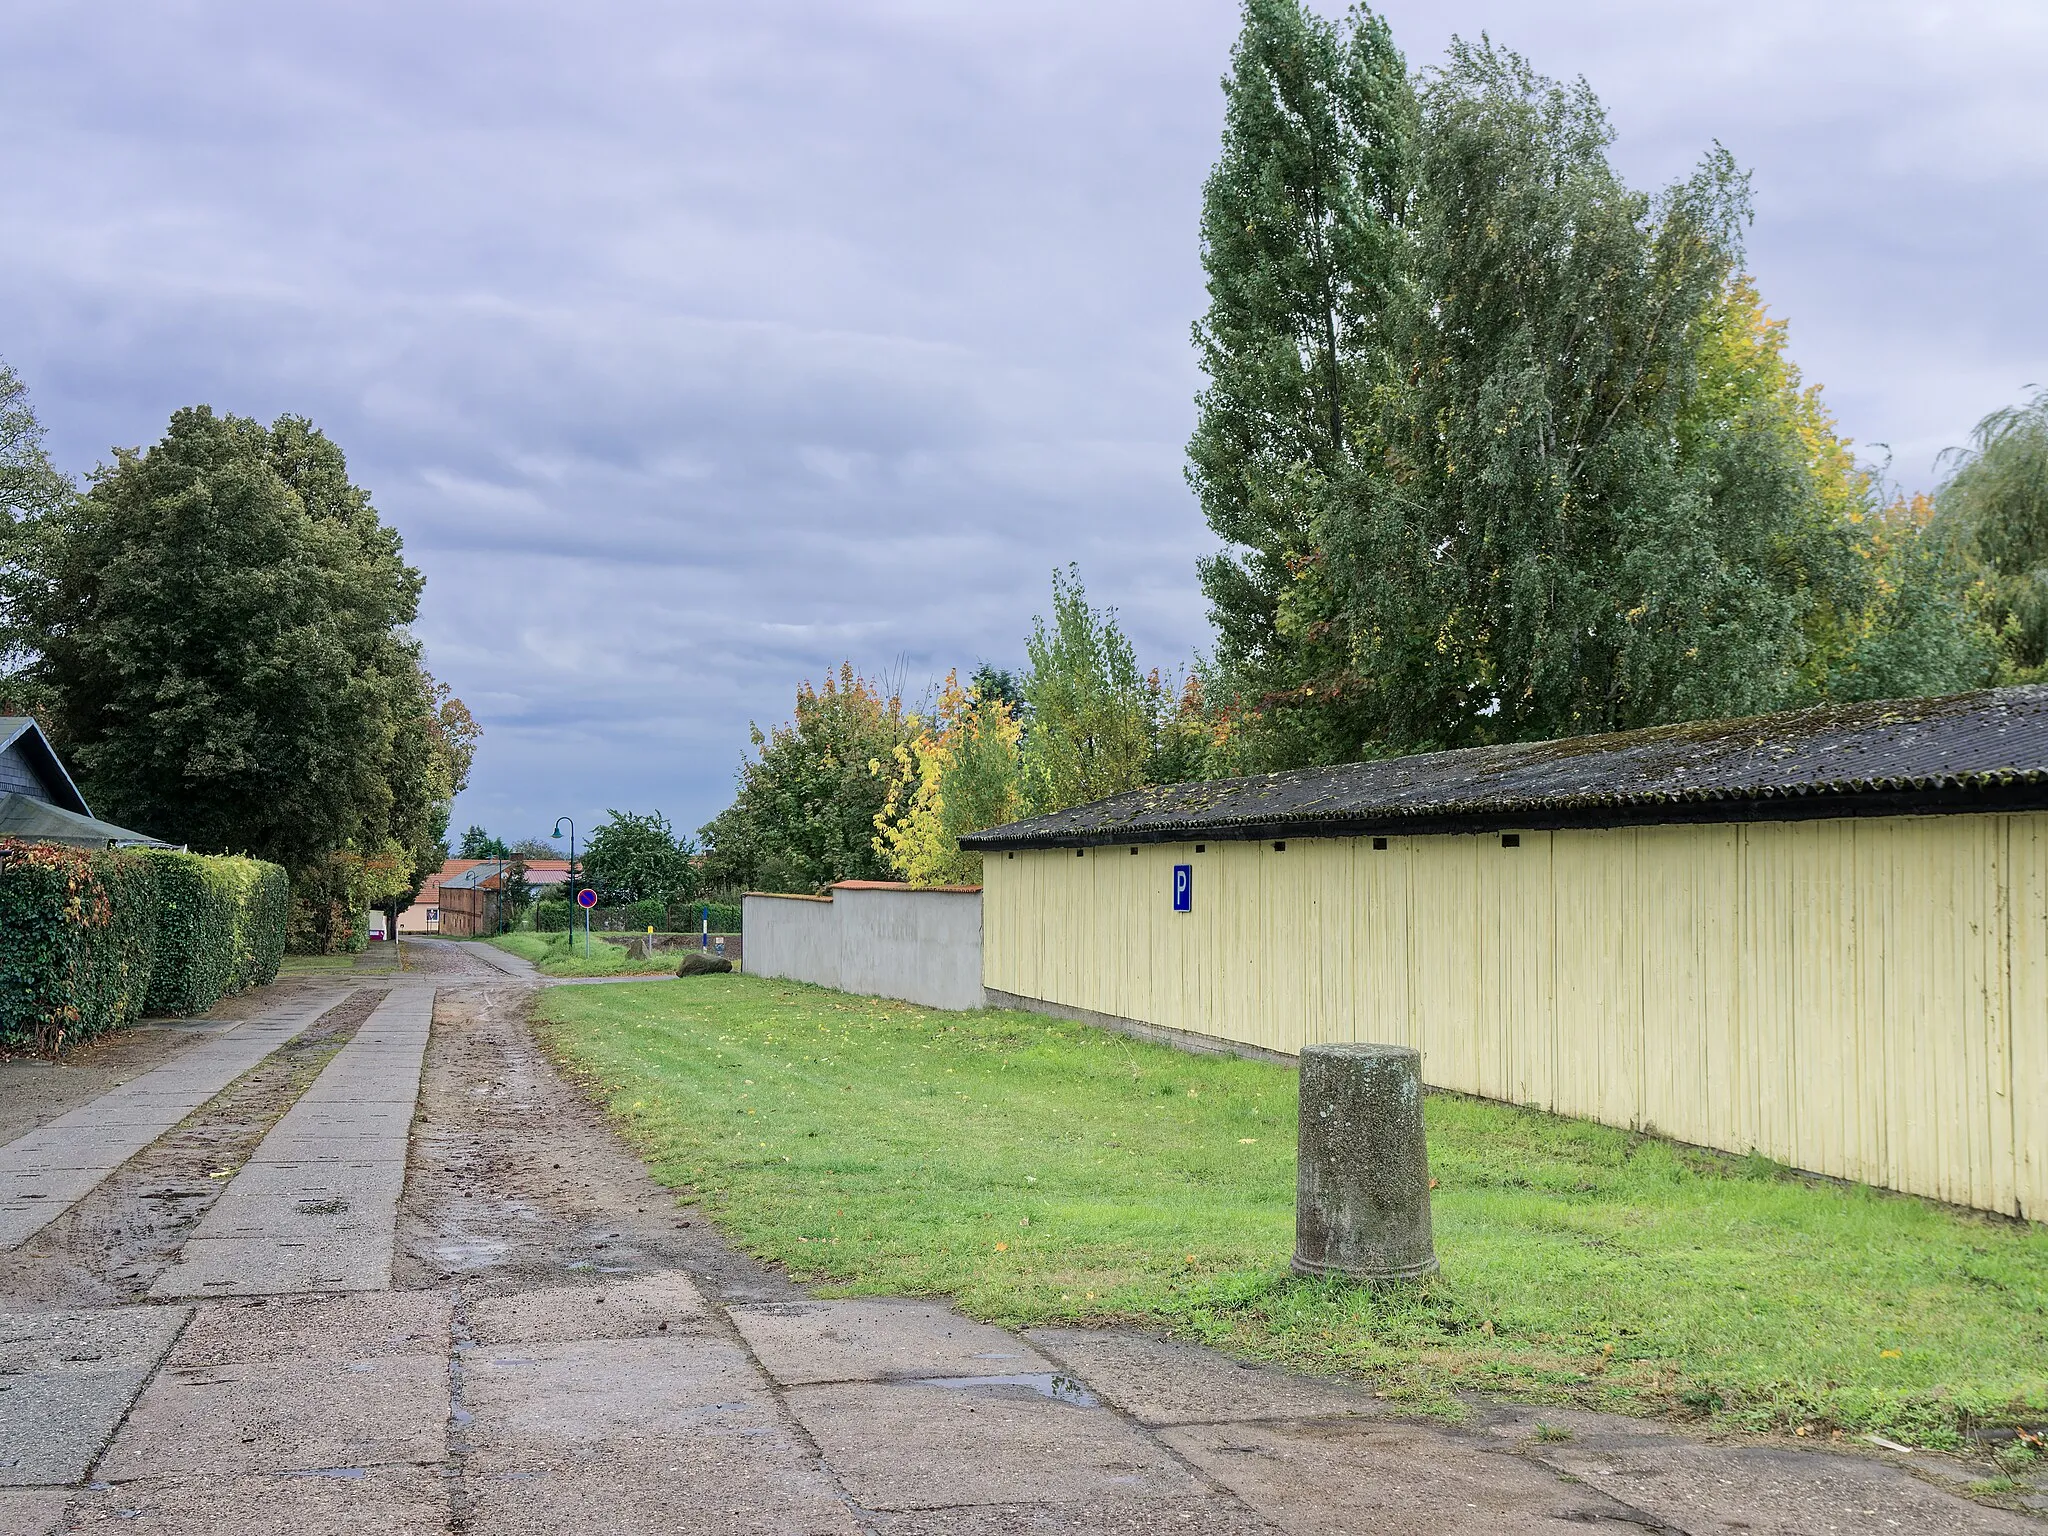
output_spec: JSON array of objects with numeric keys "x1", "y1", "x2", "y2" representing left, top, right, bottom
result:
[
  {"x1": 535, "y1": 898, "x2": 574, "y2": 932},
  {"x1": 141, "y1": 851, "x2": 239, "y2": 1016},
  {"x1": 142, "y1": 852, "x2": 290, "y2": 1014},
  {"x1": 623, "y1": 898, "x2": 666, "y2": 930},
  {"x1": 669, "y1": 899, "x2": 743, "y2": 933},
  {"x1": 224, "y1": 858, "x2": 289, "y2": 990},
  {"x1": 0, "y1": 840, "x2": 158, "y2": 1051}
]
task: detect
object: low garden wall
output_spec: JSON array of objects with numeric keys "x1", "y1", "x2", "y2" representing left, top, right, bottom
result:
[{"x1": 744, "y1": 882, "x2": 982, "y2": 1011}]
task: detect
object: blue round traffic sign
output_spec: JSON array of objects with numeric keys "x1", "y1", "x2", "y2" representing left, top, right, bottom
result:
[{"x1": 575, "y1": 887, "x2": 598, "y2": 909}]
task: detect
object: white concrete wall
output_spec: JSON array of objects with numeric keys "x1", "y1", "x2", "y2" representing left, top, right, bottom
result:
[
  {"x1": 743, "y1": 886, "x2": 983, "y2": 1011},
  {"x1": 835, "y1": 885, "x2": 984, "y2": 1011},
  {"x1": 743, "y1": 894, "x2": 840, "y2": 989}
]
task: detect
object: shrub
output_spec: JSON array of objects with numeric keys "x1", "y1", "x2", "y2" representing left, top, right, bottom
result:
[
  {"x1": 141, "y1": 851, "x2": 239, "y2": 1016},
  {"x1": 224, "y1": 858, "x2": 289, "y2": 990},
  {"x1": 0, "y1": 840, "x2": 158, "y2": 1051},
  {"x1": 669, "y1": 899, "x2": 743, "y2": 933},
  {"x1": 623, "y1": 898, "x2": 666, "y2": 930},
  {"x1": 535, "y1": 898, "x2": 574, "y2": 932}
]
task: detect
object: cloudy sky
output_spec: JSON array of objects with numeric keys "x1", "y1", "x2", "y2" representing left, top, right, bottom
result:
[{"x1": 3, "y1": 1, "x2": 2043, "y2": 843}]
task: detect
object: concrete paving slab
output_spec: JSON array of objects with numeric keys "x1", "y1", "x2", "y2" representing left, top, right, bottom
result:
[
  {"x1": 0, "y1": 1308, "x2": 190, "y2": 1487},
  {"x1": 462, "y1": 1437, "x2": 859, "y2": 1536},
  {"x1": 461, "y1": 1334, "x2": 856, "y2": 1534},
  {"x1": 1477, "y1": 1406, "x2": 2043, "y2": 1535},
  {"x1": 784, "y1": 1378, "x2": 1200, "y2": 1511},
  {"x1": 1025, "y1": 1328, "x2": 1382, "y2": 1428},
  {"x1": 859, "y1": 1500, "x2": 1280, "y2": 1535},
  {"x1": 1157, "y1": 1418, "x2": 1671, "y2": 1534},
  {"x1": 0, "y1": 998, "x2": 341, "y2": 1249},
  {"x1": 151, "y1": 988, "x2": 434, "y2": 1299},
  {"x1": 0, "y1": 1488, "x2": 66, "y2": 1535},
  {"x1": 61, "y1": 1466, "x2": 447, "y2": 1533},
  {"x1": 97, "y1": 1354, "x2": 447, "y2": 1480},
  {"x1": 729, "y1": 1299, "x2": 1056, "y2": 1386},
  {"x1": 209, "y1": 1160, "x2": 407, "y2": 1201},
  {"x1": 169, "y1": 1292, "x2": 450, "y2": 1368},
  {"x1": 155, "y1": 1233, "x2": 398, "y2": 1295},
  {"x1": 467, "y1": 1272, "x2": 711, "y2": 1346}
]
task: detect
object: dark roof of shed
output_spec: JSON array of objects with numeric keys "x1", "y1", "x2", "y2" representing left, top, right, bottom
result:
[
  {"x1": 0, "y1": 793, "x2": 169, "y2": 849},
  {"x1": 960, "y1": 684, "x2": 2048, "y2": 850},
  {"x1": 0, "y1": 718, "x2": 91, "y2": 816}
]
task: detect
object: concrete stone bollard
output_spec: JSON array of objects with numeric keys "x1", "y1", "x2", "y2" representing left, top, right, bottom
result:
[{"x1": 1292, "y1": 1042, "x2": 1438, "y2": 1285}]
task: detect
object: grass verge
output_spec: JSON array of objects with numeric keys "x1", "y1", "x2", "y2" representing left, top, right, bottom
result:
[
  {"x1": 488, "y1": 931, "x2": 673, "y2": 978},
  {"x1": 538, "y1": 973, "x2": 2048, "y2": 1448}
]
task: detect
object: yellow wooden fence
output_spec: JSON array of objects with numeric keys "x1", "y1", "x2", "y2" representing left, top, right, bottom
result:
[{"x1": 981, "y1": 811, "x2": 2047, "y2": 1219}]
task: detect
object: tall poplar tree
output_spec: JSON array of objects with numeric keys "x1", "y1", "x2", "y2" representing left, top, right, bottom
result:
[{"x1": 1189, "y1": 0, "x2": 1413, "y2": 768}]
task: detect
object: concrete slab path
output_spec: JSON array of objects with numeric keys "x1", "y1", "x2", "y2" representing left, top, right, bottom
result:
[
  {"x1": 151, "y1": 984, "x2": 436, "y2": 1299},
  {"x1": 0, "y1": 992, "x2": 346, "y2": 1250},
  {"x1": 0, "y1": 938, "x2": 2036, "y2": 1533}
]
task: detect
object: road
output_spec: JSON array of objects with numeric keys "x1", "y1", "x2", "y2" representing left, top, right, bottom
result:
[{"x1": 0, "y1": 938, "x2": 2032, "y2": 1533}]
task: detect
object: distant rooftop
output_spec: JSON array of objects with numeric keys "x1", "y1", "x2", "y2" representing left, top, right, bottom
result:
[{"x1": 961, "y1": 685, "x2": 2048, "y2": 850}]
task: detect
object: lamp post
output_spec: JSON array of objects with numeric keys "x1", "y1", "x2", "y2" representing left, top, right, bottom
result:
[{"x1": 552, "y1": 817, "x2": 586, "y2": 957}]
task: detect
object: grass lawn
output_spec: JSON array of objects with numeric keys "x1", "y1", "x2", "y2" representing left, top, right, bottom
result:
[
  {"x1": 538, "y1": 973, "x2": 2048, "y2": 1449},
  {"x1": 488, "y1": 931, "x2": 673, "y2": 978}
]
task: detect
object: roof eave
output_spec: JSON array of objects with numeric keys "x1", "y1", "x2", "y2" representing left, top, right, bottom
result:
[{"x1": 960, "y1": 778, "x2": 2048, "y2": 852}]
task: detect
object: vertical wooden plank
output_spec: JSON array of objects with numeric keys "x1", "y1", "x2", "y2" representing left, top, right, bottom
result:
[{"x1": 2012, "y1": 812, "x2": 2048, "y2": 1220}]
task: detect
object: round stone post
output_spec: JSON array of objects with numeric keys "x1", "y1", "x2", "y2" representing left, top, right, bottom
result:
[{"x1": 1292, "y1": 1043, "x2": 1438, "y2": 1284}]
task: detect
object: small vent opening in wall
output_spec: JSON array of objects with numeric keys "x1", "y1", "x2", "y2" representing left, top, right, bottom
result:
[
  {"x1": 1501, "y1": 833, "x2": 1521, "y2": 848},
  {"x1": 1272, "y1": 841, "x2": 1287, "y2": 852},
  {"x1": 1372, "y1": 837, "x2": 1388, "y2": 851}
]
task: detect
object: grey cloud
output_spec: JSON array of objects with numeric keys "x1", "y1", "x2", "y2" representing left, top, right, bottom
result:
[{"x1": 2, "y1": 0, "x2": 2040, "y2": 838}]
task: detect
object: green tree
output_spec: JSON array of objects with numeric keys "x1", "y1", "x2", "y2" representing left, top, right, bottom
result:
[
  {"x1": 496, "y1": 854, "x2": 530, "y2": 931},
  {"x1": 1319, "y1": 43, "x2": 1838, "y2": 753},
  {"x1": 0, "y1": 361, "x2": 75, "y2": 713},
  {"x1": 7, "y1": 406, "x2": 473, "y2": 937},
  {"x1": 699, "y1": 665, "x2": 913, "y2": 893},
  {"x1": 1019, "y1": 567, "x2": 1159, "y2": 813},
  {"x1": 582, "y1": 809, "x2": 697, "y2": 906},
  {"x1": 1935, "y1": 388, "x2": 2048, "y2": 680},
  {"x1": 1189, "y1": 0, "x2": 1413, "y2": 768},
  {"x1": 458, "y1": 825, "x2": 511, "y2": 859}
]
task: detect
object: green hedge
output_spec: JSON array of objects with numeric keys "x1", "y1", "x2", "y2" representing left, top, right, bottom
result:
[
  {"x1": 678, "y1": 900, "x2": 743, "y2": 933},
  {"x1": 536, "y1": 898, "x2": 574, "y2": 932},
  {"x1": 0, "y1": 840, "x2": 158, "y2": 1051},
  {"x1": 141, "y1": 852, "x2": 289, "y2": 1016},
  {"x1": 142, "y1": 851, "x2": 238, "y2": 1015},
  {"x1": 225, "y1": 858, "x2": 289, "y2": 990}
]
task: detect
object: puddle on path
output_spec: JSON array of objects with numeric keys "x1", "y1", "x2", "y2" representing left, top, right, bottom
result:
[{"x1": 906, "y1": 1372, "x2": 1099, "y2": 1407}]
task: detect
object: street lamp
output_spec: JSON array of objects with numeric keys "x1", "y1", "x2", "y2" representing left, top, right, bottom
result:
[{"x1": 552, "y1": 817, "x2": 587, "y2": 957}]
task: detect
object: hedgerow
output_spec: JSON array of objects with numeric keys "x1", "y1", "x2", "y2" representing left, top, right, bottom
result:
[
  {"x1": 141, "y1": 851, "x2": 239, "y2": 1015},
  {"x1": 0, "y1": 840, "x2": 158, "y2": 1051},
  {"x1": 224, "y1": 857, "x2": 289, "y2": 990}
]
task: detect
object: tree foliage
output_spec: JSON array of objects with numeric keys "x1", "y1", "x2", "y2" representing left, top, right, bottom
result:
[
  {"x1": 458, "y1": 826, "x2": 511, "y2": 859},
  {"x1": 1194, "y1": 12, "x2": 1997, "y2": 768},
  {"x1": 1190, "y1": 1, "x2": 1412, "y2": 767},
  {"x1": 699, "y1": 665, "x2": 913, "y2": 893},
  {"x1": 581, "y1": 809, "x2": 697, "y2": 906},
  {"x1": 2, "y1": 404, "x2": 474, "y2": 933},
  {"x1": 1934, "y1": 388, "x2": 2048, "y2": 679},
  {"x1": 874, "y1": 670, "x2": 1026, "y2": 887},
  {"x1": 1019, "y1": 566, "x2": 1159, "y2": 813}
]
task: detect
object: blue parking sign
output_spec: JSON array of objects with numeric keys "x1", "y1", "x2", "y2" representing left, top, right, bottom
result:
[{"x1": 1173, "y1": 863, "x2": 1192, "y2": 913}]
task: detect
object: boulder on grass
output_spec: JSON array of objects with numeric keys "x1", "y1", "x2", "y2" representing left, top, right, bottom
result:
[{"x1": 675, "y1": 953, "x2": 732, "y2": 977}]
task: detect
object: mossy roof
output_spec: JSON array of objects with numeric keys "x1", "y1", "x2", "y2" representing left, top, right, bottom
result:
[{"x1": 960, "y1": 684, "x2": 2048, "y2": 850}]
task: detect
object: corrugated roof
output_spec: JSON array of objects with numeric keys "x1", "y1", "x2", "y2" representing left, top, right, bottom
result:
[{"x1": 961, "y1": 684, "x2": 2048, "y2": 850}]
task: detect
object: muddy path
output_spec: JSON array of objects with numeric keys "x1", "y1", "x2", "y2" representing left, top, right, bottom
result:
[
  {"x1": 393, "y1": 943, "x2": 800, "y2": 1307},
  {"x1": 0, "y1": 987, "x2": 384, "y2": 1311}
]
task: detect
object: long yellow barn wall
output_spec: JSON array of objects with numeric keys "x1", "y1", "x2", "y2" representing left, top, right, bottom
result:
[{"x1": 980, "y1": 813, "x2": 2048, "y2": 1219}]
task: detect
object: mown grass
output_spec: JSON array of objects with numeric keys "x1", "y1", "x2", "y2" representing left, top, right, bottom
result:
[
  {"x1": 488, "y1": 931, "x2": 672, "y2": 978},
  {"x1": 538, "y1": 973, "x2": 2048, "y2": 1447}
]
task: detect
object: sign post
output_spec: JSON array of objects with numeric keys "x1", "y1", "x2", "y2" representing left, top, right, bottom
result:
[{"x1": 576, "y1": 884, "x2": 597, "y2": 957}]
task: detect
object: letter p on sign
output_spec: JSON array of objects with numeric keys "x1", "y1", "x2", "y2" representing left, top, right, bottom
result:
[{"x1": 1173, "y1": 863, "x2": 1193, "y2": 913}]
